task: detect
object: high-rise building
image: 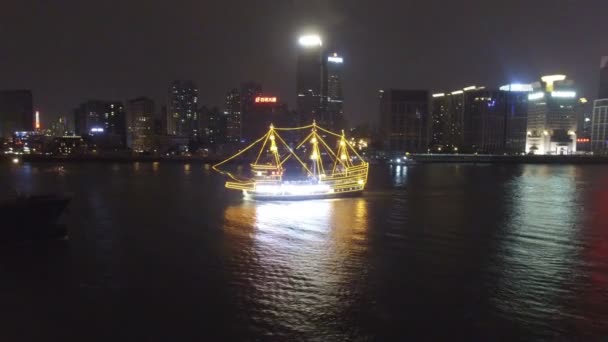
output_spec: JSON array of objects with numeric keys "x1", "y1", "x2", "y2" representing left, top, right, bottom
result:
[
  {"x1": 295, "y1": 35, "x2": 346, "y2": 132},
  {"x1": 167, "y1": 80, "x2": 199, "y2": 137},
  {"x1": 431, "y1": 84, "x2": 531, "y2": 154},
  {"x1": 239, "y1": 82, "x2": 262, "y2": 142},
  {"x1": 379, "y1": 89, "x2": 430, "y2": 153},
  {"x1": 74, "y1": 100, "x2": 126, "y2": 147},
  {"x1": 599, "y1": 56, "x2": 608, "y2": 99},
  {"x1": 224, "y1": 88, "x2": 241, "y2": 143},
  {"x1": 207, "y1": 107, "x2": 226, "y2": 145},
  {"x1": 322, "y1": 52, "x2": 345, "y2": 131},
  {"x1": 106, "y1": 102, "x2": 126, "y2": 147},
  {"x1": 462, "y1": 88, "x2": 509, "y2": 153},
  {"x1": 591, "y1": 99, "x2": 608, "y2": 153},
  {"x1": 127, "y1": 97, "x2": 155, "y2": 152},
  {"x1": 74, "y1": 100, "x2": 106, "y2": 136},
  {"x1": 501, "y1": 84, "x2": 532, "y2": 154},
  {"x1": 0, "y1": 90, "x2": 33, "y2": 139},
  {"x1": 430, "y1": 90, "x2": 465, "y2": 152},
  {"x1": 296, "y1": 35, "x2": 324, "y2": 124},
  {"x1": 525, "y1": 75, "x2": 579, "y2": 155}
]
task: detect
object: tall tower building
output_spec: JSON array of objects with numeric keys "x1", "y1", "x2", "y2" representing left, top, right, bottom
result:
[
  {"x1": 323, "y1": 52, "x2": 345, "y2": 131},
  {"x1": 239, "y1": 82, "x2": 262, "y2": 142},
  {"x1": 168, "y1": 80, "x2": 199, "y2": 137},
  {"x1": 0, "y1": 90, "x2": 33, "y2": 138},
  {"x1": 106, "y1": 102, "x2": 126, "y2": 145},
  {"x1": 525, "y1": 75, "x2": 578, "y2": 155},
  {"x1": 224, "y1": 88, "x2": 241, "y2": 143},
  {"x1": 127, "y1": 97, "x2": 154, "y2": 152},
  {"x1": 600, "y1": 56, "x2": 608, "y2": 99},
  {"x1": 296, "y1": 35, "x2": 324, "y2": 124}
]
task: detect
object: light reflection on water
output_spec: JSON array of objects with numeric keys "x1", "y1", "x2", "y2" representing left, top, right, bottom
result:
[
  {"x1": 223, "y1": 198, "x2": 370, "y2": 338},
  {"x1": 495, "y1": 166, "x2": 583, "y2": 333}
]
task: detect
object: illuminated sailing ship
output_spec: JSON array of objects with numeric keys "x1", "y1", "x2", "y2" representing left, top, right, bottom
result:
[{"x1": 212, "y1": 121, "x2": 369, "y2": 200}]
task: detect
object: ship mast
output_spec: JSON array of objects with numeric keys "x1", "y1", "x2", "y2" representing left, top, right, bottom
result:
[{"x1": 309, "y1": 120, "x2": 325, "y2": 181}]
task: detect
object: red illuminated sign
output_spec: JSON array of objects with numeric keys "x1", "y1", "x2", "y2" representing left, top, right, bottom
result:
[
  {"x1": 577, "y1": 138, "x2": 590, "y2": 143},
  {"x1": 255, "y1": 96, "x2": 277, "y2": 103}
]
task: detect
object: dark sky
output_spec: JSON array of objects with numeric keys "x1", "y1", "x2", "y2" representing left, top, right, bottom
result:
[{"x1": 1, "y1": 0, "x2": 607, "y2": 126}]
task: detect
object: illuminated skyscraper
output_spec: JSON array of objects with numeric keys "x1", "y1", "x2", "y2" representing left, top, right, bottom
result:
[
  {"x1": 526, "y1": 75, "x2": 578, "y2": 155},
  {"x1": 0, "y1": 90, "x2": 33, "y2": 138},
  {"x1": 167, "y1": 80, "x2": 199, "y2": 137},
  {"x1": 296, "y1": 35, "x2": 324, "y2": 124},
  {"x1": 600, "y1": 56, "x2": 608, "y2": 99},
  {"x1": 322, "y1": 52, "x2": 345, "y2": 131}
]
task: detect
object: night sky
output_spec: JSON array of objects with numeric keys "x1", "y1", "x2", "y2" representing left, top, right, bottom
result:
[{"x1": 2, "y1": 0, "x2": 607, "y2": 126}]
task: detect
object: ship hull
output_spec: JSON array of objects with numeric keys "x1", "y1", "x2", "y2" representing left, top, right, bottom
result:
[{"x1": 245, "y1": 189, "x2": 363, "y2": 201}]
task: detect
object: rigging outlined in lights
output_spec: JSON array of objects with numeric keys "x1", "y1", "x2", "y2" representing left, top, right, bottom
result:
[{"x1": 213, "y1": 122, "x2": 369, "y2": 200}]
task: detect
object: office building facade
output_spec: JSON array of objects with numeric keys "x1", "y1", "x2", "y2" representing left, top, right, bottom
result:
[
  {"x1": 167, "y1": 80, "x2": 199, "y2": 137},
  {"x1": 501, "y1": 84, "x2": 532, "y2": 154},
  {"x1": 431, "y1": 84, "x2": 531, "y2": 154},
  {"x1": 74, "y1": 100, "x2": 126, "y2": 148},
  {"x1": 379, "y1": 89, "x2": 430, "y2": 153},
  {"x1": 591, "y1": 99, "x2": 608, "y2": 153},
  {"x1": 430, "y1": 91, "x2": 464, "y2": 152},
  {"x1": 224, "y1": 89, "x2": 241, "y2": 143},
  {"x1": 462, "y1": 88, "x2": 508, "y2": 153}
]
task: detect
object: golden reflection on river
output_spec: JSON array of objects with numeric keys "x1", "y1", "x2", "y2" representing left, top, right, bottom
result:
[{"x1": 222, "y1": 198, "x2": 369, "y2": 337}]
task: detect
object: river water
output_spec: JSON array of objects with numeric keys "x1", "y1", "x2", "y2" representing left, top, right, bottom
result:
[{"x1": 1, "y1": 162, "x2": 607, "y2": 340}]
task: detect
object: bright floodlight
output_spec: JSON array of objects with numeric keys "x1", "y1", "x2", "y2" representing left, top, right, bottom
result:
[
  {"x1": 298, "y1": 35, "x2": 322, "y2": 47},
  {"x1": 499, "y1": 83, "x2": 533, "y2": 92},
  {"x1": 541, "y1": 74, "x2": 566, "y2": 84}
]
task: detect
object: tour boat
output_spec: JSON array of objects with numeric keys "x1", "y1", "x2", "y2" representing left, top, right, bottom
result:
[{"x1": 213, "y1": 122, "x2": 369, "y2": 200}]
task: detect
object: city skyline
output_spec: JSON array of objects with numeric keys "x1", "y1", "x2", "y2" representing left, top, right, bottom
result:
[{"x1": 2, "y1": 1, "x2": 608, "y2": 126}]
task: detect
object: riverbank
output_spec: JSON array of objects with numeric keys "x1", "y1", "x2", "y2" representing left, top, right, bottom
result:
[
  {"x1": 1, "y1": 154, "x2": 227, "y2": 164},
  {"x1": 3, "y1": 153, "x2": 608, "y2": 165},
  {"x1": 411, "y1": 154, "x2": 608, "y2": 164}
]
